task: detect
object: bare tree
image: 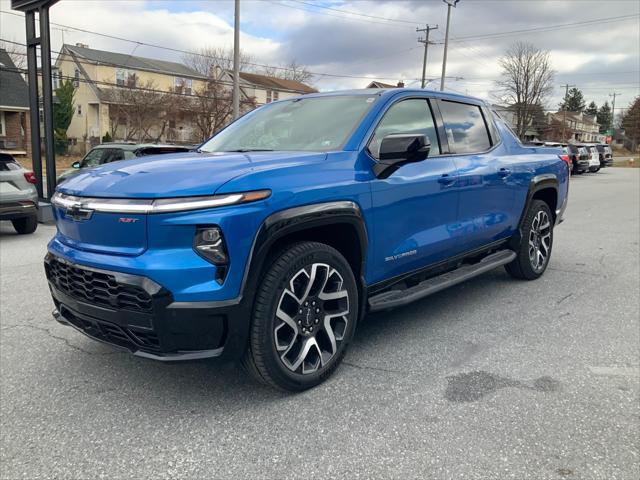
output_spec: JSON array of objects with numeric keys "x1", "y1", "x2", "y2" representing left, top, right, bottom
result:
[
  {"x1": 262, "y1": 59, "x2": 313, "y2": 84},
  {"x1": 182, "y1": 46, "x2": 255, "y2": 77},
  {"x1": 495, "y1": 42, "x2": 554, "y2": 140},
  {"x1": 189, "y1": 80, "x2": 256, "y2": 141},
  {"x1": 105, "y1": 80, "x2": 173, "y2": 142},
  {"x1": 0, "y1": 41, "x2": 26, "y2": 70},
  {"x1": 279, "y1": 59, "x2": 313, "y2": 84}
]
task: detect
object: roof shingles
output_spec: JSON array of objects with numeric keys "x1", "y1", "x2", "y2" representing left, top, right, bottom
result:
[{"x1": 0, "y1": 49, "x2": 30, "y2": 109}]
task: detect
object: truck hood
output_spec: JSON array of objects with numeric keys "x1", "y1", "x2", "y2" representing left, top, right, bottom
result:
[{"x1": 56, "y1": 151, "x2": 326, "y2": 198}]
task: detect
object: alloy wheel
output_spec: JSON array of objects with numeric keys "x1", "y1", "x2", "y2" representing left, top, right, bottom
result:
[
  {"x1": 274, "y1": 263, "x2": 350, "y2": 375},
  {"x1": 528, "y1": 210, "x2": 551, "y2": 273}
]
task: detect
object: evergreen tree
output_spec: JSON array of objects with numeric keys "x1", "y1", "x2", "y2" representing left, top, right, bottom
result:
[
  {"x1": 621, "y1": 96, "x2": 640, "y2": 150},
  {"x1": 597, "y1": 101, "x2": 613, "y2": 133},
  {"x1": 559, "y1": 87, "x2": 586, "y2": 112},
  {"x1": 53, "y1": 80, "x2": 76, "y2": 154},
  {"x1": 584, "y1": 101, "x2": 598, "y2": 117}
]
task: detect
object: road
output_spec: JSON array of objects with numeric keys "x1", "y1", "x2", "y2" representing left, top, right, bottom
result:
[{"x1": 1, "y1": 168, "x2": 638, "y2": 479}]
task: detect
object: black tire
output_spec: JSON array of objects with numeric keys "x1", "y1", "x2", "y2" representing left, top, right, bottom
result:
[
  {"x1": 505, "y1": 199, "x2": 553, "y2": 280},
  {"x1": 588, "y1": 167, "x2": 599, "y2": 173},
  {"x1": 11, "y1": 215, "x2": 38, "y2": 234},
  {"x1": 242, "y1": 241, "x2": 358, "y2": 391}
]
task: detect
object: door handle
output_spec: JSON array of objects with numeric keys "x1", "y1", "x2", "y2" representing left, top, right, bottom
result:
[
  {"x1": 498, "y1": 168, "x2": 511, "y2": 178},
  {"x1": 438, "y1": 174, "x2": 456, "y2": 186}
]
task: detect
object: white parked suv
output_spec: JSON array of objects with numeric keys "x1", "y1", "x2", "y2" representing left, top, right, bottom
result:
[
  {"x1": 584, "y1": 145, "x2": 601, "y2": 173},
  {"x1": 0, "y1": 153, "x2": 38, "y2": 234}
]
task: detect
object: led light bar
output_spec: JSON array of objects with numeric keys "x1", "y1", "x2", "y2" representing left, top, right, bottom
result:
[{"x1": 52, "y1": 190, "x2": 271, "y2": 214}]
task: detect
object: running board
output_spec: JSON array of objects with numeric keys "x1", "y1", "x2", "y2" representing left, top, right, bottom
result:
[{"x1": 368, "y1": 249, "x2": 517, "y2": 312}]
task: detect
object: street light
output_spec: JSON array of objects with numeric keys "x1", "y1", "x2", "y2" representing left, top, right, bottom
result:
[{"x1": 440, "y1": 0, "x2": 460, "y2": 92}]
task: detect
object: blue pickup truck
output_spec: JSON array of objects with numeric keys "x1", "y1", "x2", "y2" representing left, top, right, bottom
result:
[{"x1": 45, "y1": 89, "x2": 569, "y2": 391}]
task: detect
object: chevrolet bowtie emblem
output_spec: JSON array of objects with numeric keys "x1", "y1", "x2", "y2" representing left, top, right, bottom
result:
[{"x1": 65, "y1": 204, "x2": 94, "y2": 222}]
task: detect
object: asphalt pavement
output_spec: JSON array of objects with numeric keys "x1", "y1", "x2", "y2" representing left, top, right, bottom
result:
[{"x1": 1, "y1": 168, "x2": 638, "y2": 479}]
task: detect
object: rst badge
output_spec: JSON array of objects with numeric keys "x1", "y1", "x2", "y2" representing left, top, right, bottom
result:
[{"x1": 118, "y1": 217, "x2": 139, "y2": 223}]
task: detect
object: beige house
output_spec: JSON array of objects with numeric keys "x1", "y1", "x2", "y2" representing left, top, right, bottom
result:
[
  {"x1": 53, "y1": 44, "x2": 315, "y2": 153},
  {"x1": 546, "y1": 111, "x2": 603, "y2": 143}
]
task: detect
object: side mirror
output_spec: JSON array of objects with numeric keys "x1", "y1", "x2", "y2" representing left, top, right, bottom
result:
[
  {"x1": 372, "y1": 133, "x2": 430, "y2": 179},
  {"x1": 72, "y1": 161, "x2": 81, "y2": 169}
]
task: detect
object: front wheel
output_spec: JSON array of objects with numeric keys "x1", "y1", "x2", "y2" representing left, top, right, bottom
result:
[
  {"x1": 506, "y1": 200, "x2": 553, "y2": 280},
  {"x1": 243, "y1": 241, "x2": 358, "y2": 391}
]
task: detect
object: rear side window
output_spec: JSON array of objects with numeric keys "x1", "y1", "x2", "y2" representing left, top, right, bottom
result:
[
  {"x1": 369, "y1": 99, "x2": 441, "y2": 157},
  {"x1": 0, "y1": 153, "x2": 21, "y2": 171},
  {"x1": 439, "y1": 101, "x2": 491, "y2": 154}
]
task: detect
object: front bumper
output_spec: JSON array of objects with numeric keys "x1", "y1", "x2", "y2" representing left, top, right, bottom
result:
[{"x1": 45, "y1": 253, "x2": 250, "y2": 361}]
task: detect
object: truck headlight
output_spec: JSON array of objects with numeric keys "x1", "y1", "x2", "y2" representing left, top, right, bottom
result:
[{"x1": 194, "y1": 227, "x2": 228, "y2": 268}]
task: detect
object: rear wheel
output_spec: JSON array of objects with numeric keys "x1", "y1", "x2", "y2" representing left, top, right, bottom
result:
[
  {"x1": 11, "y1": 215, "x2": 37, "y2": 234},
  {"x1": 506, "y1": 200, "x2": 553, "y2": 280},
  {"x1": 243, "y1": 241, "x2": 358, "y2": 391}
]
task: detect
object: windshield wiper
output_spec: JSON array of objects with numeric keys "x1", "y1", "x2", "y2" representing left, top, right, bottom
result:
[{"x1": 226, "y1": 148, "x2": 274, "y2": 152}]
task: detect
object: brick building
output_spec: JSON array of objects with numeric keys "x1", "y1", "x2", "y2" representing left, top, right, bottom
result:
[{"x1": 0, "y1": 49, "x2": 31, "y2": 157}]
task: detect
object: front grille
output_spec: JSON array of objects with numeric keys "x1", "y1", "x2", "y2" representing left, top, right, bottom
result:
[
  {"x1": 46, "y1": 257, "x2": 153, "y2": 313},
  {"x1": 59, "y1": 306, "x2": 160, "y2": 352}
]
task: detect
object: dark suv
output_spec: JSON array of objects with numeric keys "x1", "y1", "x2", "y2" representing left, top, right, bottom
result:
[
  {"x1": 565, "y1": 144, "x2": 589, "y2": 174},
  {"x1": 595, "y1": 144, "x2": 613, "y2": 168},
  {"x1": 57, "y1": 143, "x2": 192, "y2": 184}
]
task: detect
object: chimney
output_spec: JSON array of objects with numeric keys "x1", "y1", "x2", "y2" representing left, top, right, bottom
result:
[{"x1": 397, "y1": 81, "x2": 405, "y2": 88}]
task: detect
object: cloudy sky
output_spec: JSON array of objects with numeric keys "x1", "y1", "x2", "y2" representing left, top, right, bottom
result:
[{"x1": 1, "y1": 0, "x2": 638, "y2": 112}]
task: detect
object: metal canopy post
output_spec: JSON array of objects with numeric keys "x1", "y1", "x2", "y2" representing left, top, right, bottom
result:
[
  {"x1": 24, "y1": 10, "x2": 43, "y2": 198},
  {"x1": 12, "y1": 0, "x2": 60, "y2": 205},
  {"x1": 38, "y1": 6, "x2": 56, "y2": 198}
]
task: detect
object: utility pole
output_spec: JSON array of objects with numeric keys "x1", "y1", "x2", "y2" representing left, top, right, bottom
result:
[
  {"x1": 609, "y1": 92, "x2": 621, "y2": 138},
  {"x1": 232, "y1": 0, "x2": 240, "y2": 120},
  {"x1": 440, "y1": 0, "x2": 459, "y2": 91},
  {"x1": 417, "y1": 24, "x2": 438, "y2": 89},
  {"x1": 561, "y1": 83, "x2": 575, "y2": 142}
]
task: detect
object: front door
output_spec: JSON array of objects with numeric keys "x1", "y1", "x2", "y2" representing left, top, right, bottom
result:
[{"x1": 368, "y1": 98, "x2": 460, "y2": 284}]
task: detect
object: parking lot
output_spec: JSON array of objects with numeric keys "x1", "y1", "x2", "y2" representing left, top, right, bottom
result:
[{"x1": 1, "y1": 168, "x2": 638, "y2": 479}]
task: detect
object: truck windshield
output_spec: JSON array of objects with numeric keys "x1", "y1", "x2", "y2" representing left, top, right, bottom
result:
[{"x1": 199, "y1": 95, "x2": 377, "y2": 153}]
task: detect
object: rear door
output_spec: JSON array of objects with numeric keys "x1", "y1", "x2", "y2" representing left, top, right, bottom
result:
[
  {"x1": 436, "y1": 99, "x2": 519, "y2": 252},
  {"x1": 369, "y1": 97, "x2": 459, "y2": 283}
]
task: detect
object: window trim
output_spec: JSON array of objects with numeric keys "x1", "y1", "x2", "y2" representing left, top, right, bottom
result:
[
  {"x1": 0, "y1": 111, "x2": 5, "y2": 136},
  {"x1": 365, "y1": 96, "x2": 444, "y2": 160},
  {"x1": 435, "y1": 99, "x2": 499, "y2": 156}
]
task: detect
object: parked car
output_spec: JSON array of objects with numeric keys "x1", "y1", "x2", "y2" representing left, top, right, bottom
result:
[
  {"x1": 57, "y1": 143, "x2": 192, "y2": 184},
  {"x1": 582, "y1": 144, "x2": 601, "y2": 172},
  {"x1": 595, "y1": 144, "x2": 614, "y2": 167},
  {"x1": 0, "y1": 153, "x2": 38, "y2": 234},
  {"x1": 565, "y1": 144, "x2": 590, "y2": 174},
  {"x1": 45, "y1": 89, "x2": 569, "y2": 391}
]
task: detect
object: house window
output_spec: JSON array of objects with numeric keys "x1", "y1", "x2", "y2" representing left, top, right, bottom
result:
[
  {"x1": 116, "y1": 69, "x2": 126, "y2": 86},
  {"x1": 273, "y1": 91, "x2": 279, "y2": 101},
  {"x1": 174, "y1": 77, "x2": 192, "y2": 95},
  {"x1": 0, "y1": 111, "x2": 5, "y2": 136},
  {"x1": 52, "y1": 70, "x2": 60, "y2": 90},
  {"x1": 116, "y1": 69, "x2": 137, "y2": 87},
  {"x1": 73, "y1": 68, "x2": 80, "y2": 87},
  {"x1": 266, "y1": 90, "x2": 272, "y2": 103},
  {"x1": 77, "y1": 104, "x2": 82, "y2": 116}
]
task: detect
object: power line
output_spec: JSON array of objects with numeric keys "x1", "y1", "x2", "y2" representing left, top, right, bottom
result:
[
  {"x1": 284, "y1": 0, "x2": 419, "y2": 25},
  {"x1": 449, "y1": 14, "x2": 640, "y2": 42}
]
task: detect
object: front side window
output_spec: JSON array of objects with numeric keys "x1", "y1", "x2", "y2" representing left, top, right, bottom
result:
[
  {"x1": 200, "y1": 95, "x2": 377, "y2": 152},
  {"x1": 81, "y1": 148, "x2": 106, "y2": 167},
  {"x1": 439, "y1": 101, "x2": 491, "y2": 154},
  {"x1": 369, "y1": 99, "x2": 441, "y2": 158}
]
